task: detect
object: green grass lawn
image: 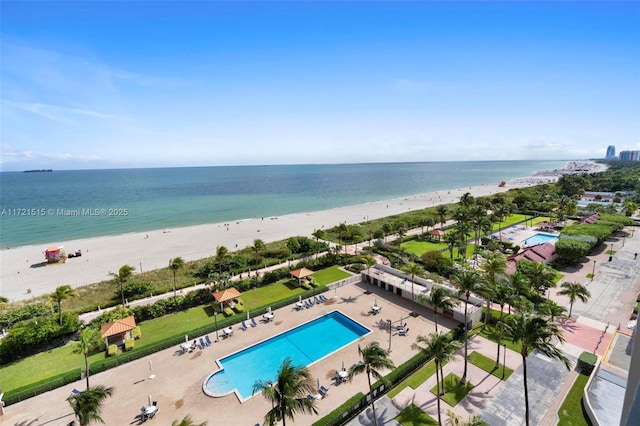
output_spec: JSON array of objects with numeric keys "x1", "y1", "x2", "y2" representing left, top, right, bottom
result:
[
  {"x1": 312, "y1": 266, "x2": 352, "y2": 285},
  {"x1": 401, "y1": 240, "x2": 448, "y2": 256},
  {"x1": 387, "y1": 359, "x2": 443, "y2": 398},
  {"x1": 430, "y1": 373, "x2": 474, "y2": 407},
  {"x1": 557, "y1": 372, "x2": 592, "y2": 426},
  {"x1": 468, "y1": 351, "x2": 513, "y2": 380},
  {"x1": 396, "y1": 403, "x2": 439, "y2": 426},
  {"x1": 0, "y1": 279, "x2": 314, "y2": 393},
  {"x1": 475, "y1": 323, "x2": 523, "y2": 354}
]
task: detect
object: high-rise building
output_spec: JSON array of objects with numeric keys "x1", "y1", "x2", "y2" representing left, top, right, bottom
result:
[
  {"x1": 606, "y1": 145, "x2": 616, "y2": 159},
  {"x1": 619, "y1": 150, "x2": 640, "y2": 161}
]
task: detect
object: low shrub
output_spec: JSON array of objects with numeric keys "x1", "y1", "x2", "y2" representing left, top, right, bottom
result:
[
  {"x1": 223, "y1": 307, "x2": 234, "y2": 317},
  {"x1": 133, "y1": 326, "x2": 142, "y2": 339},
  {"x1": 577, "y1": 351, "x2": 598, "y2": 375},
  {"x1": 108, "y1": 344, "x2": 118, "y2": 357},
  {"x1": 124, "y1": 339, "x2": 134, "y2": 352},
  {"x1": 233, "y1": 304, "x2": 245, "y2": 313}
]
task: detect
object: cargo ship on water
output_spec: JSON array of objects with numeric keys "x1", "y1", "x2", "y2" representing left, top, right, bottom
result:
[{"x1": 23, "y1": 169, "x2": 53, "y2": 173}]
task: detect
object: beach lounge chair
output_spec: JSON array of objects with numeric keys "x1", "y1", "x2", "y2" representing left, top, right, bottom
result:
[
  {"x1": 314, "y1": 296, "x2": 321, "y2": 304},
  {"x1": 308, "y1": 298, "x2": 315, "y2": 306},
  {"x1": 199, "y1": 337, "x2": 206, "y2": 348},
  {"x1": 319, "y1": 385, "x2": 330, "y2": 396},
  {"x1": 205, "y1": 335, "x2": 213, "y2": 346},
  {"x1": 303, "y1": 300, "x2": 311, "y2": 308},
  {"x1": 241, "y1": 321, "x2": 249, "y2": 331},
  {"x1": 320, "y1": 294, "x2": 328, "y2": 302},
  {"x1": 250, "y1": 317, "x2": 258, "y2": 327}
]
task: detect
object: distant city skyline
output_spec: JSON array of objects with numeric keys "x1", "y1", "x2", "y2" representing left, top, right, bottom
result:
[{"x1": 1, "y1": 2, "x2": 639, "y2": 171}]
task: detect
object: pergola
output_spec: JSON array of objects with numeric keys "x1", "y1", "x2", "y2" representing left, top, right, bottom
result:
[
  {"x1": 289, "y1": 267, "x2": 315, "y2": 286},
  {"x1": 100, "y1": 315, "x2": 137, "y2": 350},
  {"x1": 212, "y1": 287, "x2": 242, "y2": 310}
]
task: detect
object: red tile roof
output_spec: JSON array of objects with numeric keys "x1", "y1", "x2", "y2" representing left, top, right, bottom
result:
[
  {"x1": 100, "y1": 315, "x2": 136, "y2": 338},
  {"x1": 212, "y1": 287, "x2": 242, "y2": 303}
]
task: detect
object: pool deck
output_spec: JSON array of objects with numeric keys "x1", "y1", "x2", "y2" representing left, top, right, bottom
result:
[{"x1": 1, "y1": 281, "x2": 455, "y2": 426}]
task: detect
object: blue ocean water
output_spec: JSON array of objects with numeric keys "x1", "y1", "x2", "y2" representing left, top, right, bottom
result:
[{"x1": 0, "y1": 161, "x2": 567, "y2": 248}]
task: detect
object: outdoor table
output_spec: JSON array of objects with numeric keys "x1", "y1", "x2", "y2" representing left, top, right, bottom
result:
[
  {"x1": 295, "y1": 302, "x2": 304, "y2": 309},
  {"x1": 180, "y1": 343, "x2": 192, "y2": 352},
  {"x1": 223, "y1": 327, "x2": 234, "y2": 336},
  {"x1": 371, "y1": 305, "x2": 380, "y2": 314},
  {"x1": 264, "y1": 313, "x2": 274, "y2": 321},
  {"x1": 338, "y1": 370, "x2": 348, "y2": 382}
]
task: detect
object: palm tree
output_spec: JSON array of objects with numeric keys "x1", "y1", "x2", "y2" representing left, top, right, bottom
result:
[
  {"x1": 381, "y1": 223, "x2": 392, "y2": 243},
  {"x1": 169, "y1": 257, "x2": 185, "y2": 301},
  {"x1": 537, "y1": 299, "x2": 567, "y2": 323},
  {"x1": 459, "y1": 192, "x2": 475, "y2": 209},
  {"x1": 67, "y1": 385, "x2": 113, "y2": 426},
  {"x1": 216, "y1": 245, "x2": 228, "y2": 274},
  {"x1": 347, "y1": 341, "x2": 395, "y2": 426},
  {"x1": 504, "y1": 314, "x2": 571, "y2": 426},
  {"x1": 436, "y1": 205, "x2": 448, "y2": 230},
  {"x1": 403, "y1": 262, "x2": 423, "y2": 308},
  {"x1": 286, "y1": 237, "x2": 300, "y2": 265},
  {"x1": 252, "y1": 239, "x2": 265, "y2": 267},
  {"x1": 252, "y1": 357, "x2": 318, "y2": 426},
  {"x1": 419, "y1": 287, "x2": 459, "y2": 333},
  {"x1": 482, "y1": 252, "x2": 507, "y2": 326},
  {"x1": 492, "y1": 279, "x2": 513, "y2": 367},
  {"x1": 110, "y1": 264, "x2": 135, "y2": 306},
  {"x1": 412, "y1": 333, "x2": 460, "y2": 425},
  {"x1": 505, "y1": 271, "x2": 530, "y2": 314},
  {"x1": 73, "y1": 328, "x2": 100, "y2": 390},
  {"x1": 521, "y1": 261, "x2": 556, "y2": 297},
  {"x1": 311, "y1": 230, "x2": 325, "y2": 259},
  {"x1": 50, "y1": 285, "x2": 79, "y2": 325},
  {"x1": 445, "y1": 234, "x2": 457, "y2": 261},
  {"x1": 557, "y1": 281, "x2": 591, "y2": 318},
  {"x1": 171, "y1": 415, "x2": 207, "y2": 426},
  {"x1": 450, "y1": 268, "x2": 481, "y2": 385}
]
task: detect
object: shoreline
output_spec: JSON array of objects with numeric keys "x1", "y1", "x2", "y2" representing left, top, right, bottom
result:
[{"x1": 0, "y1": 161, "x2": 606, "y2": 302}]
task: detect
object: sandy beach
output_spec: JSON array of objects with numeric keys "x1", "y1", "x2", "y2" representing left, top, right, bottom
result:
[{"x1": 0, "y1": 161, "x2": 606, "y2": 302}]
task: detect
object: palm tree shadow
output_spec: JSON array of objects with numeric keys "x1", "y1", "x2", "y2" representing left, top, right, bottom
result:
[
  {"x1": 339, "y1": 296, "x2": 359, "y2": 304},
  {"x1": 558, "y1": 319, "x2": 580, "y2": 334}
]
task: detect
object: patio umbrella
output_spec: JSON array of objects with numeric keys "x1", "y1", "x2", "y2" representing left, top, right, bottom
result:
[
  {"x1": 185, "y1": 335, "x2": 188, "y2": 343},
  {"x1": 317, "y1": 378, "x2": 320, "y2": 390},
  {"x1": 148, "y1": 394, "x2": 152, "y2": 406},
  {"x1": 342, "y1": 361, "x2": 345, "y2": 371},
  {"x1": 247, "y1": 311, "x2": 250, "y2": 321}
]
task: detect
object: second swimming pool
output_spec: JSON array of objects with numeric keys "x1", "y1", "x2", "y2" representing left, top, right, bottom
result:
[
  {"x1": 203, "y1": 310, "x2": 370, "y2": 401},
  {"x1": 523, "y1": 233, "x2": 559, "y2": 246}
]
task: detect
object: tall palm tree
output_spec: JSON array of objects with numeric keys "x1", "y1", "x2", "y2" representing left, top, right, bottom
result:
[
  {"x1": 347, "y1": 342, "x2": 395, "y2": 426},
  {"x1": 110, "y1": 264, "x2": 135, "y2": 306},
  {"x1": 403, "y1": 262, "x2": 424, "y2": 308},
  {"x1": 445, "y1": 234, "x2": 458, "y2": 261},
  {"x1": 412, "y1": 333, "x2": 460, "y2": 426},
  {"x1": 450, "y1": 268, "x2": 481, "y2": 385},
  {"x1": 171, "y1": 415, "x2": 207, "y2": 426},
  {"x1": 521, "y1": 261, "x2": 556, "y2": 297},
  {"x1": 311, "y1": 230, "x2": 325, "y2": 259},
  {"x1": 67, "y1": 385, "x2": 113, "y2": 426},
  {"x1": 169, "y1": 257, "x2": 185, "y2": 301},
  {"x1": 73, "y1": 328, "x2": 100, "y2": 390},
  {"x1": 505, "y1": 271, "x2": 530, "y2": 315},
  {"x1": 419, "y1": 287, "x2": 459, "y2": 333},
  {"x1": 252, "y1": 358, "x2": 318, "y2": 426},
  {"x1": 557, "y1": 281, "x2": 591, "y2": 317},
  {"x1": 436, "y1": 205, "x2": 448, "y2": 230},
  {"x1": 482, "y1": 252, "x2": 507, "y2": 326},
  {"x1": 50, "y1": 285, "x2": 79, "y2": 325},
  {"x1": 504, "y1": 314, "x2": 571, "y2": 426},
  {"x1": 216, "y1": 245, "x2": 228, "y2": 274},
  {"x1": 537, "y1": 299, "x2": 567, "y2": 323},
  {"x1": 252, "y1": 239, "x2": 265, "y2": 267},
  {"x1": 492, "y1": 279, "x2": 513, "y2": 367},
  {"x1": 381, "y1": 223, "x2": 392, "y2": 243}
]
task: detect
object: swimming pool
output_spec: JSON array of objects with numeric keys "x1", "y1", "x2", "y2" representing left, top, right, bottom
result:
[
  {"x1": 523, "y1": 233, "x2": 559, "y2": 246},
  {"x1": 203, "y1": 310, "x2": 370, "y2": 401}
]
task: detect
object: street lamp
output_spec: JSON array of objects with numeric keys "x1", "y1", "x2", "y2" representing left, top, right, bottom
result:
[
  {"x1": 213, "y1": 312, "x2": 219, "y2": 342},
  {"x1": 591, "y1": 260, "x2": 596, "y2": 282},
  {"x1": 387, "y1": 319, "x2": 392, "y2": 352}
]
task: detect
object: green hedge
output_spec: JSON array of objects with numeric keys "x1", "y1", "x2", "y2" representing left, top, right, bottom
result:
[
  {"x1": 577, "y1": 351, "x2": 598, "y2": 375},
  {"x1": 311, "y1": 393, "x2": 365, "y2": 426},
  {"x1": 1, "y1": 287, "x2": 328, "y2": 406}
]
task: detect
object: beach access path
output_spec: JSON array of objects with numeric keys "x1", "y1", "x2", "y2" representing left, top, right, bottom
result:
[{"x1": 1, "y1": 182, "x2": 516, "y2": 302}]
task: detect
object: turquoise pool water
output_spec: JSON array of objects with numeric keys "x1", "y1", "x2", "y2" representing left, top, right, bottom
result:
[
  {"x1": 523, "y1": 233, "x2": 559, "y2": 246},
  {"x1": 203, "y1": 310, "x2": 370, "y2": 401}
]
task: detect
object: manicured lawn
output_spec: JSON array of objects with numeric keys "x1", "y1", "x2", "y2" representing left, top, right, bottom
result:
[
  {"x1": 401, "y1": 240, "x2": 448, "y2": 257},
  {"x1": 0, "y1": 280, "x2": 311, "y2": 394},
  {"x1": 557, "y1": 372, "x2": 592, "y2": 426},
  {"x1": 430, "y1": 373, "x2": 474, "y2": 407},
  {"x1": 312, "y1": 266, "x2": 352, "y2": 285},
  {"x1": 468, "y1": 351, "x2": 513, "y2": 380},
  {"x1": 396, "y1": 403, "x2": 439, "y2": 426},
  {"x1": 387, "y1": 359, "x2": 444, "y2": 398}
]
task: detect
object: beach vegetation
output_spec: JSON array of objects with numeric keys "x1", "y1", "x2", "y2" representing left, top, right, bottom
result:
[
  {"x1": 169, "y1": 256, "x2": 185, "y2": 300},
  {"x1": 119, "y1": 280, "x2": 153, "y2": 299},
  {"x1": 110, "y1": 264, "x2": 135, "y2": 306},
  {"x1": 252, "y1": 357, "x2": 318, "y2": 426},
  {"x1": 172, "y1": 415, "x2": 208, "y2": 426},
  {"x1": 50, "y1": 285, "x2": 79, "y2": 325}
]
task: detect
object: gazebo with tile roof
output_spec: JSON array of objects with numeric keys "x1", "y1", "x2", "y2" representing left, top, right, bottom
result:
[
  {"x1": 212, "y1": 287, "x2": 242, "y2": 311},
  {"x1": 100, "y1": 315, "x2": 137, "y2": 350},
  {"x1": 289, "y1": 267, "x2": 315, "y2": 286}
]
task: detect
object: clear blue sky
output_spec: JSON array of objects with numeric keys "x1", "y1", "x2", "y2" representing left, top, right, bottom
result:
[{"x1": 1, "y1": 1, "x2": 639, "y2": 170}]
